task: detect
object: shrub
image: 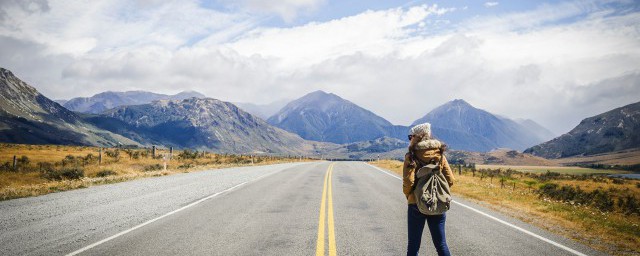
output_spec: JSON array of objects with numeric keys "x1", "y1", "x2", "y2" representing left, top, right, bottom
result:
[
  {"x1": 37, "y1": 162, "x2": 55, "y2": 172},
  {"x1": 619, "y1": 196, "x2": 640, "y2": 215},
  {"x1": 537, "y1": 183, "x2": 615, "y2": 212},
  {"x1": 612, "y1": 178, "x2": 625, "y2": 185},
  {"x1": 96, "y1": 169, "x2": 117, "y2": 177},
  {"x1": 105, "y1": 149, "x2": 120, "y2": 158},
  {"x1": 178, "y1": 163, "x2": 194, "y2": 169},
  {"x1": 17, "y1": 155, "x2": 30, "y2": 166},
  {"x1": 537, "y1": 171, "x2": 561, "y2": 181},
  {"x1": 124, "y1": 149, "x2": 143, "y2": 160},
  {"x1": 61, "y1": 155, "x2": 77, "y2": 167},
  {"x1": 43, "y1": 168, "x2": 85, "y2": 180},
  {"x1": 591, "y1": 189, "x2": 614, "y2": 212},
  {"x1": 178, "y1": 150, "x2": 199, "y2": 159},
  {"x1": 523, "y1": 180, "x2": 537, "y2": 192},
  {"x1": 0, "y1": 162, "x2": 11, "y2": 171},
  {"x1": 143, "y1": 164, "x2": 163, "y2": 172}
]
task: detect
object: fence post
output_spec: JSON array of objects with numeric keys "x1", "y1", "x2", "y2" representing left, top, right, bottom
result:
[
  {"x1": 152, "y1": 145, "x2": 156, "y2": 158},
  {"x1": 98, "y1": 148, "x2": 102, "y2": 165},
  {"x1": 458, "y1": 165, "x2": 462, "y2": 175},
  {"x1": 12, "y1": 155, "x2": 17, "y2": 170},
  {"x1": 169, "y1": 147, "x2": 173, "y2": 160}
]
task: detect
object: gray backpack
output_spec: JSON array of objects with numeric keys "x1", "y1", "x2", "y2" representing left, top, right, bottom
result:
[{"x1": 412, "y1": 148, "x2": 452, "y2": 215}]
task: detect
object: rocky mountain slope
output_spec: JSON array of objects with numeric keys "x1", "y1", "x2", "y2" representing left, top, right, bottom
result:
[
  {"x1": 525, "y1": 101, "x2": 640, "y2": 158},
  {"x1": 63, "y1": 90, "x2": 206, "y2": 114},
  {"x1": 91, "y1": 97, "x2": 331, "y2": 154},
  {"x1": 267, "y1": 90, "x2": 407, "y2": 144},
  {"x1": 0, "y1": 68, "x2": 139, "y2": 146},
  {"x1": 412, "y1": 99, "x2": 549, "y2": 152}
]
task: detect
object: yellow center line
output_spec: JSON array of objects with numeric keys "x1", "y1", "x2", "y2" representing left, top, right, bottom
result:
[
  {"x1": 316, "y1": 164, "x2": 329, "y2": 256},
  {"x1": 327, "y1": 164, "x2": 337, "y2": 256},
  {"x1": 316, "y1": 163, "x2": 337, "y2": 256}
]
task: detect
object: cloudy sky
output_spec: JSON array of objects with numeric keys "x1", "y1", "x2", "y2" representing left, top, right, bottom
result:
[{"x1": 1, "y1": 0, "x2": 639, "y2": 134}]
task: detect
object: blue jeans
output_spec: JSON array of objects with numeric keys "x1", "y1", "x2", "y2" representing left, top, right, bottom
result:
[{"x1": 407, "y1": 204, "x2": 451, "y2": 256}]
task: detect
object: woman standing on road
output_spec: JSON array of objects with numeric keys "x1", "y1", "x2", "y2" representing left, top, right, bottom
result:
[{"x1": 403, "y1": 123, "x2": 455, "y2": 256}]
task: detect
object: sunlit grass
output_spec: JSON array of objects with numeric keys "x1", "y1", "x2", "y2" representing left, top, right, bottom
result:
[
  {"x1": 0, "y1": 143, "x2": 310, "y2": 201},
  {"x1": 478, "y1": 164, "x2": 630, "y2": 174}
]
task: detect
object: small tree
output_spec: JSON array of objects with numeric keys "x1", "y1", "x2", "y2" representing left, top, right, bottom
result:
[
  {"x1": 17, "y1": 155, "x2": 31, "y2": 170},
  {"x1": 524, "y1": 180, "x2": 537, "y2": 193}
]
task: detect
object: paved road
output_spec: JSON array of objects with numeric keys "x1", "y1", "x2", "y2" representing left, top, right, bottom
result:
[{"x1": 0, "y1": 162, "x2": 604, "y2": 256}]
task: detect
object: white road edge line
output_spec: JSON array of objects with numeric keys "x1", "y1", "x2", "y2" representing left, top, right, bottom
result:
[
  {"x1": 66, "y1": 164, "x2": 299, "y2": 256},
  {"x1": 363, "y1": 162, "x2": 588, "y2": 256}
]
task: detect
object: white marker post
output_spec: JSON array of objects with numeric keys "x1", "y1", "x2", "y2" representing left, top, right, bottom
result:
[{"x1": 163, "y1": 153, "x2": 167, "y2": 171}]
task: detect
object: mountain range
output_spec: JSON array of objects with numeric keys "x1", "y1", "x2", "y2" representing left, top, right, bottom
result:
[
  {"x1": 2, "y1": 66, "x2": 637, "y2": 161},
  {"x1": 266, "y1": 92, "x2": 552, "y2": 152},
  {"x1": 87, "y1": 98, "x2": 330, "y2": 154},
  {"x1": 525, "y1": 101, "x2": 640, "y2": 158},
  {"x1": 61, "y1": 90, "x2": 206, "y2": 114}
]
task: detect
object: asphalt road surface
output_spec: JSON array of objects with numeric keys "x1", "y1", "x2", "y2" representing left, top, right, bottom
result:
[{"x1": 0, "y1": 162, "x2": 605, "y2": 256}]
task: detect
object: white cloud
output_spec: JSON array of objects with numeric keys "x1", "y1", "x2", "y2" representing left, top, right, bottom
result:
[
  {"x1": 223, "y1": 4, "x2": 453, "y2": 70},
  {"x1": 484, "y1": 2, "x2": 499, "y2": 8},
  {"x1": 0, "y1": 0, "x2": 242, "y2": 55}
]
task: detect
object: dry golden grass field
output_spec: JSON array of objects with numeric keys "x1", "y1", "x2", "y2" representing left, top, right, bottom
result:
[
  {"x1": 371, "y1": 160, "x2": 640, "y2": 256},
  {"x1": 0, "y1": 143, "x2": 308, "y2": 201},
  {"x1": 552, "y1": 148, "x2": 640, "y2": 166},
  {"x1": 477, "y1": 164, "x2": 630, "y2": 174}
]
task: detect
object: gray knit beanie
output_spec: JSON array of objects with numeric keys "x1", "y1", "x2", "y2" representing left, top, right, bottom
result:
[{"x1": 410, "y1": 123, "x2": 431, "y2": 139}]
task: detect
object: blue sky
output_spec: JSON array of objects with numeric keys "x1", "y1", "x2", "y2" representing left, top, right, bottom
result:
[
  {"x1": 267, "y1": 0, "x2": 540, "y2": 26},
  {"x1": 0, "y1": 0, "x2": 639, "y2": 134}
]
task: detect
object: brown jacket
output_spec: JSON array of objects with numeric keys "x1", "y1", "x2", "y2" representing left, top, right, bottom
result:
[{"x1": 402, "y1": 140, "x2": 455, "y2": 204}]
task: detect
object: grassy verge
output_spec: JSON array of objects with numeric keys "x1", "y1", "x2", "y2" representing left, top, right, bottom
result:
[
  {"x1": 0, "y1": 143, "x2": 310, "y2": 201},
  {"x1": 477, "y1": 164, "x2": 630, "y2": 174},
  {"x1": 371, "y1": 160, "x2": 640, "y2": 256}
]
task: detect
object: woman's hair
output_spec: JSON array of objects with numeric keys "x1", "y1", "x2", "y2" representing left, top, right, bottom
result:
[
  {"x1": 407, "y1": 152, "x2": 417, "y2": 168},
  {"x1": 407, "y1": 134, "x2": 425, "y2": 168}
]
